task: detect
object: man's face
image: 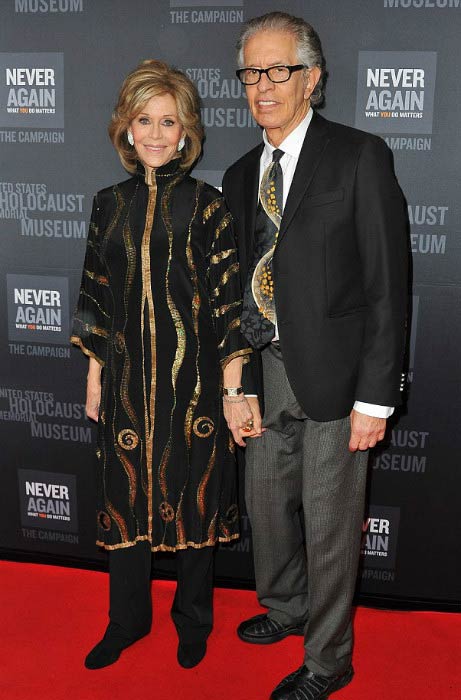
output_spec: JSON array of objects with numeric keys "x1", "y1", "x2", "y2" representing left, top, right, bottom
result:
[{"x1": 243, "y1": 29, "x2": 314, "y2": 143}]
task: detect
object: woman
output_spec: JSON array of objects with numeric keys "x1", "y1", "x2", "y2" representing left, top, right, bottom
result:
[{"x1": 71, "y1": 60, "x2": 252, "y2": 671}]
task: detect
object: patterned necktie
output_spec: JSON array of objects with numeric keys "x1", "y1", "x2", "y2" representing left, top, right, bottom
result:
[{"x1": 241, "y1": 148, "x2": 284, "y2": 349}]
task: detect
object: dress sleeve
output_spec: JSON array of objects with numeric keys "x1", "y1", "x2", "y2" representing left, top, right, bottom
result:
[
  {"x1": 71, "y1": 195, "x2": 111, "y2": 366},
  {"x1": 205, "y1": 195, "x2": 252, "y2": 369}
]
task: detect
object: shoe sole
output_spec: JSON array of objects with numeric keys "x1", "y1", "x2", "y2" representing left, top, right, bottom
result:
[{"x1": 237, "y1": 626, "x2": 305, "y2": 645}]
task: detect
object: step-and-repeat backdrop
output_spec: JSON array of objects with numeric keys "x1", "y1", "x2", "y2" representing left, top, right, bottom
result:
[{"x1": 1, "y1": 0, "x2": 460, "y2": 607}]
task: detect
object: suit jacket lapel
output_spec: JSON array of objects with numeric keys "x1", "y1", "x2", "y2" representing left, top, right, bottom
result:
[
  {"x1": 278, "y1": 112, "x2": 330, "y2": 244},
  {"x1": 243, "y1": 143, "x2": 263, "y2": 251}
]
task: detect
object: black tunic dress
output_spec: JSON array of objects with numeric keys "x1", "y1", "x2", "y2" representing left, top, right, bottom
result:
[{"x1": 71, "y1": 158, "x2": 250, "y2": 551}]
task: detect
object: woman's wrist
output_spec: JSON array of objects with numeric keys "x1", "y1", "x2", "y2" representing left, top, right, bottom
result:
[{"x1": 222, "y1": 395, "x2": 247, "y2": 404}]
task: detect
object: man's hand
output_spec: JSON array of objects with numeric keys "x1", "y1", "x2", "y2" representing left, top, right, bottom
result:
[{"x1": 349, "y1": 409, "x2": 386, "y2": 452}]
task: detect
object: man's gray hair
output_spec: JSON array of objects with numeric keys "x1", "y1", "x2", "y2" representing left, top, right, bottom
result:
[{"x1": 236, "y1": 11, "x2": 326, "y2": 107}]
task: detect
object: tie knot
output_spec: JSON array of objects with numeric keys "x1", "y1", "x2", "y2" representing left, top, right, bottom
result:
[{"x1": 272, "y1": 149, "x2": 284, "y2": 163}]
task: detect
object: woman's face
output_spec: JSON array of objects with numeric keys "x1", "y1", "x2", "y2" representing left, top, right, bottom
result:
[{"x1": 130, "y1": 93, "x2": 184, "y2": 171}]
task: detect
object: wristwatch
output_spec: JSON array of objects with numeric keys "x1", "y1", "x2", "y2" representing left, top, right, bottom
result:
[{"x1": 223, "y1": 386, "x2": 244, "y2": 396}]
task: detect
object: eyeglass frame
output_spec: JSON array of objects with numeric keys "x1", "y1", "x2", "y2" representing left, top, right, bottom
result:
[{"x1": 236, "y1": 64, "x2": 307, "y2": 85}]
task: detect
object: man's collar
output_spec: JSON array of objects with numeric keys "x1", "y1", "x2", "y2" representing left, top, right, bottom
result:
[{"x1": 262, "y1": 107, "x2": 313, "y2": 160}]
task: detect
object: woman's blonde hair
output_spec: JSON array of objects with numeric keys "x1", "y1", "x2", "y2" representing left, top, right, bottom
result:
[{"x1": 109, "y1": 59, "x2": 203, "y2": 172}]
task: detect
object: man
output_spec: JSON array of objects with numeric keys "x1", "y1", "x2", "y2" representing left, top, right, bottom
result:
[{"x1": 222, "y1": 11, "x2": 408, "y2": 700}]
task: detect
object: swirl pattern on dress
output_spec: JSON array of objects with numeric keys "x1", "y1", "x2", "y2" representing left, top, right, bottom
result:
[
  {"x1": 117, "y1": 428, "x2": 139, "y2": 450},
  {"x1": 193, "y1": 416, "x2": 215, "y2": 438}
]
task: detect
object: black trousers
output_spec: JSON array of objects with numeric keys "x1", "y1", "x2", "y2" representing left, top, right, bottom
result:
[{"x1": 109, "y1": 541, "x2": 214, "y2": 644}]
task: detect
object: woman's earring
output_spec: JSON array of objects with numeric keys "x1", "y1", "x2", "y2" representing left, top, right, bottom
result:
[
  {"x1": 177, "y1": 136, "x2": 185, "y2": 152},
  {"x1": 127, "y1": 130, "x2": 134, "y2": 146}
]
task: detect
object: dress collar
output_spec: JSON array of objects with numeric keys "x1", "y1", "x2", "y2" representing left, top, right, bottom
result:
[{"x1": 135, "y1": 156, "x2": 184, "y2": 184}]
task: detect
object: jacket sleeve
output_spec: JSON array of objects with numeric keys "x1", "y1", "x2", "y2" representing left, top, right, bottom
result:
[
  {"x1": 71, "y1": 195, "x2": 112, "y2": 366},
  {"x1": 205, "y1": 195, "x2": 252, "y2": 369},
  {"x1": 222, "y1": 169, "x2": 260, "y2": 395},
  {"x1": 353, "y1": 136, "x2": 409, "y2": 406}
]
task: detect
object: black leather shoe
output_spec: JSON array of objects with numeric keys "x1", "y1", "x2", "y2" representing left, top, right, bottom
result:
[
  {"x1": 237, "y1": 613, "x2": 306, "y2": 644},
  {"x1": 270, "y1": 664, "x2": 354, "y2": 700},
  {"x1": 84, "y1": 623, "x2": 149, "y2": 670},
  {"x1": 177, "y1": 640, "x2": 207, "y2": 668}
]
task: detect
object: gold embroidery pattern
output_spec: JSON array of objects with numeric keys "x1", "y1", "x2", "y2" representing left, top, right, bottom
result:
[
  {"x1": 117, "y1": 428, "x2": 139, "y2": 450},
  {"x1": 83, "y1": 269, "x2": 109, "y2": 286},
  {"x1": 115, "y1": 445, "x2": 137, "y2": 509},
  {"x1": 78, "y1": 289, "x2": 110, "y2": 318},
  {"x1": 184, "y1": 180, "x2": 203, "y2": 451},
  {"x1": 105, "y1": 498, "x2": 129, "y2": 541},
  {"x1": 114, "y1": 331, "x2": 125, "y2": 353},
  {"x1": 214, "y1": 299, "x2": 242, "y2": 318},
  {"x1": 209, "y1": 248, "x2": 237, "y2": 265},
  {"x1": 159, "y1": 501, "x2": 175, "y2": 522},
  {"x1": 218, "y1": 317, "x2": 241, "y2": 349},
  {"x1": 207, "y1": 511, "x2": 218, "y2": 542},
  {"x1": 221, "y1": 347, "x2": 252, "y2": 369},
  {"x1": 212, "y1": 211, "x2": 232, "y2": 244},
  {"x1": 103, "y1": 187, "x2": 125, "y2": 247},
  {"x1": 193, "y1": 416, "x2": 215, "y2": 438},
  {"x1": 140, "y1": 171, "x2": 158, "y2": 542},
  {"x1": 73, "y1": 319, "x2": 109, "y2": 339},
  {"x1": 197, "y1": 439, "x2": 216, "y2": 522},
  {"x1": 120, "y1": 210, "x2": 144, "y2": 490},
  {"x1": 95, "y1": 533, "x2": 239, "y2": 552},
  {"x1": 158, "y1": 175, "x2": 187, "y2": 502},
  {"x1": 98, "y1": 511, "x2": 111, "y2": 531},
  {"x1": 211, "y1": 262, "x2": 240, "y2": 297},
  {"x1": 202, "y1": 196, "x2": 223, "y2": 223}
]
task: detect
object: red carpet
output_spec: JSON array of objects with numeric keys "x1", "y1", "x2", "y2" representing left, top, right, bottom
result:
[{"x1": 1, "y1": 560, "x2": 460, "y2": 700}]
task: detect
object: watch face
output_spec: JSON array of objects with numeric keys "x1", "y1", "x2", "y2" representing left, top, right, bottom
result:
[{"x1": 225, "y1": 387, "x2": 243, "y2": 396}]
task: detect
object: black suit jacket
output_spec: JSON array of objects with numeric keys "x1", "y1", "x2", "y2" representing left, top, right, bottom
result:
[{"x1": 222, "y1": 112, "x2": 409, "y2": 422}]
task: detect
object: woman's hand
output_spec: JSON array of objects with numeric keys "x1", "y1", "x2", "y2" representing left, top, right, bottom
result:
[
  {"x1": 223, "y1": 396, "x2": 254, "y2": 447},
  {"x1": 86, "y1": 358, "x2": 102, "y2": 422}
]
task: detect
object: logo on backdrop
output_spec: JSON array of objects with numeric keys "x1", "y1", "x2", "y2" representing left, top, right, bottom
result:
[
  {"x1": 384, "y1": 0, "x2": 460, "y2": 8},
  {"x1": 361, "y1": 505, "x2": 400, "y2": 569},
  {"x1": 409, "y1": 203, "x2": 448, "y2": 255},
  {"x1": 183, "y1": 66, "x2": 257, "y2": 130},
  {"x1": 355, "y1": 51, "x2": 437, "y2": 135},
  {"x1": 372, "y1": 423, "x2": 430, "y2": 475},
  {"x1": 0, "y1": 385, "x2": 90, "y2": 442},
  {"x1": 0, "y1": 52, "x2": 64, "y2": 143},
  {"x1": 0, "y1": 180, "x2": 86, "y2": 239},
  {"x1": 0, "y1": 52, "x2": 64, "y2": 128},
  {"x1": 170, "y1": 0, "x2": 244, "y2": 23},
  {"x1": 18, "y1": 468, "x2": 78, "y2": 532},
  {"x1": 14, "y1": 0, "x2": 83, "y2": 12},
  {"x1": 7, "y1": 273, "x2": 69, "y2": 345}
]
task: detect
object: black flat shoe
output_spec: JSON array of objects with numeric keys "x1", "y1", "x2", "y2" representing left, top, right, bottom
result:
[
  {"x1": 177, "y1": 640, "x2": 207, "y2": 669},
  {"x1": 84, "y1": 623, "x2": 149, "y2": 670},
  {"x1": 237, "y1": 613, "x2": 306, "y2": 645},
  {"x1": 270, "y1": 664, "x2": 354, "y2": 700}
]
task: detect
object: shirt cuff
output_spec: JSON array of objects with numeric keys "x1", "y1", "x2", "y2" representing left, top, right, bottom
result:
[
  {"x1": 244, "y1": 394, "x2": 258, "y2": 398},
  {"x1": 354, "y1": 401, "x2": 394, "y2": 419}
]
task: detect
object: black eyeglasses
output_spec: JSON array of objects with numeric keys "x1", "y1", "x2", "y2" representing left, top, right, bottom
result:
[{"x1": 236, "y1": 64, "x2": 306, "y2": 85}]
